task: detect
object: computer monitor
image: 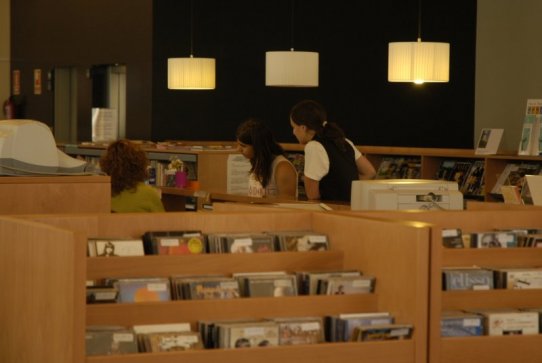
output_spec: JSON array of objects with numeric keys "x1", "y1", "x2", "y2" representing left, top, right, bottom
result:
[{"x1": 350, "y1": 179, "x2": 464, "y2": 211}]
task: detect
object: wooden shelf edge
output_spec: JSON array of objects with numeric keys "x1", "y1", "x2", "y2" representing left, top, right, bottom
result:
[
  {"x1": 86, "y1": 339, "x2": 416, "y2": 363},
  {"x1": 87, "y1": 294, "x2": 380, "y2": 326},
  {"x1": 87, "y1": 250, "x2": 345, "y2": 279}
]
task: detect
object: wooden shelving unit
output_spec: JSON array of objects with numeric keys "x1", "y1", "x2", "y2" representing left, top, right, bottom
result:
[
  {"x1": 64, "y1": 142, "x2": 542, "y2": 202},
  {"x1": 341, "y1": 209, "x2": 542, "y2": 363},
  {"x1": 17, "y1": 211, "x2": 431, "y2": 363},
  {"x1": 63, "y1": 143, "x2": 241, "y2": 193}
]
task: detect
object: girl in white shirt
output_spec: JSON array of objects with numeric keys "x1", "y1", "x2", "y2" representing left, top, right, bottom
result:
[
  {"x1": 289, "y1": 100, "x2": 376, "y2": 201},
  {"x1": 236, "y1": 118, "x2": 298, "y2": 199}
]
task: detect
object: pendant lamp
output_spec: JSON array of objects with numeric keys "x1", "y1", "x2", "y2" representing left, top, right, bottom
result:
[
  {"x1": 265, "y1": 0, "x2": 318, "y2": 87},
  {"x1": 388, "y1": 0, "x2": 450, "y2": 84},
  {"x1": 168, "y1": 0, "x2": 215, "y2": 90}
]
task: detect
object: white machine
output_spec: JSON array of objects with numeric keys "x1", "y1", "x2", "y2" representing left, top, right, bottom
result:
[
  {"x1": 0, "y1": 119, "x2": 94, "y2": 175},
  {"x1": 351, "y1": 179, "x2": 464, "y2": 211}
]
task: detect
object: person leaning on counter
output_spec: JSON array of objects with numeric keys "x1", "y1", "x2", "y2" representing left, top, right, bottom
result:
[
  {"x1": 236, "y1": 118, "x2": 298, "y2": 199},
  {"x1": 289, "y1": 100, "x2": 376, "y2": 202}
]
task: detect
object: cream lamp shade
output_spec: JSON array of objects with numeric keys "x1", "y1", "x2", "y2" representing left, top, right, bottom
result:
[
  {"x1": 388, "y1": 39, "x2": 450, "y2": 84},
  {"x1": 168, "y1": 56, "x2": 216, "y2": 90},
  {"x1": 265, "y1": 50, "x2": 319, "y2": 87}
]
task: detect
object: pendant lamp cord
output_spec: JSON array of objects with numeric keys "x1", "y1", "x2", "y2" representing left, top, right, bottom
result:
[
  {"x1": 189, "y1": 0, "x2": 194, "y2": 57},
  {"x1": 417, "y1": 0, "x2": 422, "y2": 41},
  {"x1": 290, "y1": 0, "x2": 295, "y2": 51}
]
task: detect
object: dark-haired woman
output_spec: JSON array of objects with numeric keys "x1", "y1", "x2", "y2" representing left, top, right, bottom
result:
[
  {"x1": 99, "y1": 139, "x2": 165, "y2": 212},
  {"x1": 236, "y1": 118, "x2": 298, "y2": 199},
  {"x1": 289, "y1": 100, "x2": 376, "y2": 201}
]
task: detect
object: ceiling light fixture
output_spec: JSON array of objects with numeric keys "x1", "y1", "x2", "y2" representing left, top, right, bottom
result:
[
  {"x1": 168, "y1": 0, "x2": 215, "y2": 90},
  {"x1": 265, "y1": 0, "x2": 318, "y2": 87},
  {"x1": 388, "y1": 0, "x2": 450, "y2": 84}
]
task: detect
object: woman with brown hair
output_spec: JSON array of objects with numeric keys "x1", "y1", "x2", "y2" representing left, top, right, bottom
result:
[{"x1": 99, "y1": 140, "x2": 165, "y2": 212}]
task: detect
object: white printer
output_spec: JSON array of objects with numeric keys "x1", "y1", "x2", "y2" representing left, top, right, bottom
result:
[{"x1": 351, "y1": 179, "x2": 464, "y2": 211}]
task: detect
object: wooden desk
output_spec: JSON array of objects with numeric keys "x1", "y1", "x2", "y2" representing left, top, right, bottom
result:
[{"x1": 160, "y1": 186, "x2": 350, "y2": 212}]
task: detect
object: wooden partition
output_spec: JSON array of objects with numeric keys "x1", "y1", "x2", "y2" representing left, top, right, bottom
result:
[
  {"x1": 336, "y1": 209, "x2": 542, "y2": 363},
  {"x1": 17, "y1": 211, "x2": 431, "y2": 363},
  {"x1": 0, "y1": 217, "x2": 86, "y2": 363},
  {"x1": 0, "y1": 175, "x2": 111, "y2": 214}
]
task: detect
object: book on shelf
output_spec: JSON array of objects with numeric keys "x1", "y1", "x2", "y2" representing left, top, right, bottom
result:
[
  {"x1": 206, "y1": 233, "x2": 278, "y2": 254},
  {"x1": 440, "y1": 311, "x2": 484, "y2": 337},
  {"x1": 170, "y1": 275, "x2": 241, "y2": 300},
  {"x1": 296, "y1": 269, "x2": 362, "y2": 295},
  {"x1": 86, "y1": 286, "x2": 119, "y2": 304},
  {"x1": 375, "y1": 156, "x2": 421, "y2": 179},
  {"x1": 518, "y1": 99, "x2": 542, "y2": 156},
  {"x1": 493, "y1": 267, "x2": 542, "y2": 289},
  {"x1": 217, "y1": 320, "x2": 280, "y2": 349},
  {"x1": 270, "y1": 231, "x2": 329, "y2": 252},
  {"x1": 88, "y1": 238, "x2": 145, "y2": 257},
  {"x1": 144, "y1": 331, "x2": 203, "y2": 352},
  {"x1": 85, "y1": 326, "x2": 138, "y2": 356},
  {"x1": 442, "y1": 267, "x2": 494, "y2": 291},
  {"x1": 326, "y1": 312, "x2": 394, "y2": 342},
  {"x1": 112, "y1": 277, "x2": 172, "y2": 303},
  {"x1": 490, "y1": 162, "x2": 542, "y2": 197},
  {"x1": 317, "y1": 275, "x2": 375, "y2": 295},
  {"x1": 470, "y1": 231, "x2": 518, "y2": 248},
  {"x1": 351, "y1": 324, "x2": 413, "y2": 341},
  {"x1": 441, "y1": 228, "x2": 464, "y2": 248},
  {"x1": 467, "y1": 309, "x2": 539, "y2": 336},
  {"x1": 239, "y1": 273, "x2": 298, "y2": 297},
  {"x1": 272, "y1": 316, "x2": 325, "y2": 345},
  {"x1": 435, "y1": 159, "x2": 478, "y2": 194},
  {"x1": 460, "y1": 160, "x2": 485, "y2": 196},
  {"x1": 142, "y1": 230, "x2": 206, "y2": 255}
]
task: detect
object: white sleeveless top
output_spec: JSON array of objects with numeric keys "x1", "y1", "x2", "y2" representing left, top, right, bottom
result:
[{"x1": 247, "y1": 155, "x2": 298, "y2": 198}]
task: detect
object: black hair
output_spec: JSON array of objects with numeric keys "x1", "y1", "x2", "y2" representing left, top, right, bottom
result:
[
  {"x1": 289, "y1": 99, "x2": 349, "y2": 152},
  {"x1": 236, "y1": 118, "x2": 285, "y2": 188}
]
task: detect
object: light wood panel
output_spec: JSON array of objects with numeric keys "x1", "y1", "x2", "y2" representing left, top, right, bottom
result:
[
  {"x1": 0, "y1": 217, "x2": 86, "y2": 363},
  {"x1": 87, "y1": 251, "x2": 344, "y2": 279},
  {"x1": 87, "y1": 295, "x2": 378, "y2": 326},
  {"x1": 0, "y1": 175, "x2": 110, "y2": 214},
  {"x1": 86, "y1": 340, "x2": 415, "y2": 363}
]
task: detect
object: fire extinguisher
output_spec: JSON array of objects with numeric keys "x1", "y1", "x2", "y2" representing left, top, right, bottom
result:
[{"x1": 3, "y1": 97, "x2": 15, "y2": 119}]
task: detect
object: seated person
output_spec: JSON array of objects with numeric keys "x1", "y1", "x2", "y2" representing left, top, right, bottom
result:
[{"x1": 99, "y1": 140, "x2": 165, "y2": 212}]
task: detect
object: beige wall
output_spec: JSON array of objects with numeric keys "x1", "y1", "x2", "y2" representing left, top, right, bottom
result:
[
  {"x1": 476, "y1": 0, "x2": 542, "y2": 152},
  {"x1": 0, "y1": 0, "x2": 9, "y2": 108}
]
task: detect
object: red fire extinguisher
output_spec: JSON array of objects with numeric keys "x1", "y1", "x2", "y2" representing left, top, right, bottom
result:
[{"x1": 3, "y1": 97, "x2": 15, "y2": 119}]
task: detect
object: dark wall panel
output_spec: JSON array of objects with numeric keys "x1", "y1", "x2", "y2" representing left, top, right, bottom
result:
[
  {"x1": 11, "y1": 0, "x2": 153, "y2": 140},
  {"x1": 152, "y1": 0, "x2": 477, "y2": 148}
]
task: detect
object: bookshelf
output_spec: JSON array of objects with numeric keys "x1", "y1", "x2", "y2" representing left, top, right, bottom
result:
[
  {"x1": 62, "y1": 143, "x2": 242, "y2": 193},
  {"x1": 340, "y1": 209, "x2": 542, "y2": 363},
  {"x1": 64, "y1": 142, "x2": 542, "y2": 203},
  {"x1": 17, "y1": 211, "x2": 430, "y2": 363},
  {"x1": 282, "y1": 144, "x2": 542, "y2": 201}
]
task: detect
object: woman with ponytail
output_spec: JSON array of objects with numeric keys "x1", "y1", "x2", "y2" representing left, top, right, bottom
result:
[
  {"x1": 236, "y1": 118, "x2": 298, "y2": 199},
  {"x1": 289, "y1": 100, "x2": 376, "y2": 201}
]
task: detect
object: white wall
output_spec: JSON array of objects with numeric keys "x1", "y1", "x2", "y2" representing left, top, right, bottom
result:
[
  {"x1": 0, "y1": 0, "x2": 9, "y2": 108},
  {"x1": 476, "y1": 0, "x2": 542, "y2": 152}
]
